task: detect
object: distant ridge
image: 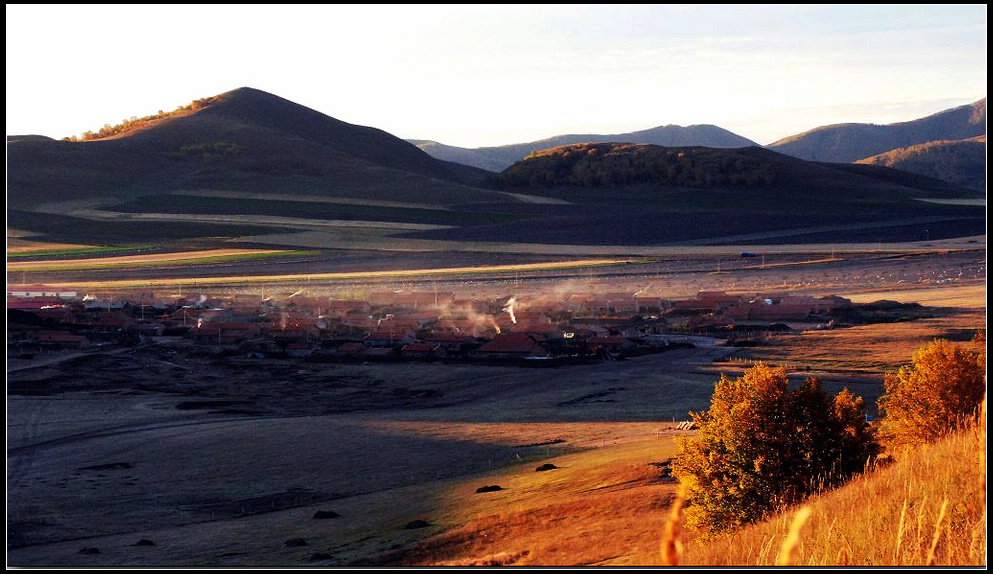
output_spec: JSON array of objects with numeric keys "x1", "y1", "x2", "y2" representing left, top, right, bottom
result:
[
  {"x1": 402, "y1": 141, "x2": 984, "y2": 246},
  {"x1": 409, "y1": 124, "x2": 758, "y2": 172},
  {"x1": 854, "y1": 135, "x2": 987, "y2": 192},
  {"x1": 766, "y1": 99, "x2": 986, "y2": 163}
]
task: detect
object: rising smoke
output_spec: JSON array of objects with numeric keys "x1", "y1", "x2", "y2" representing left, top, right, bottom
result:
[{"x1": 503, "y1": 296, "x2": 518, "y2": 324}]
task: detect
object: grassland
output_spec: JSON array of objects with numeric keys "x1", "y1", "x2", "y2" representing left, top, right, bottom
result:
[
  {"x1": 6, "y1": 243, "x2": 131, "y2": 257},
  {"x1": 108, "y1": 193, "x2": 524, "y2": 228},
  {"x1": 5, "y1": 238, "x2": 986, "y2": 567}
]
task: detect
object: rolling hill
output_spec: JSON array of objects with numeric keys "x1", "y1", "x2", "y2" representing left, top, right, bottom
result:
[
  {"x1": 409, "y1": 124, "x2": 758, "y2": 172},
  {"x1": 5, "y1": 88, "x2": 986, "y2": 250},
  {"x1": 6, "y1": 87, "x2": 516, "y2": 245},
  {"x1": 399, "y1": 142, "x2": 985, "y2": 246},
  {"x1": 854, "y1": 135, "x2": 986, "y2": 192},
  {"x1": 5, "y1": 87, "x2": 498, "y2": 209},
  {"x1": 766, "y1": 98, "x2": 986, "y2": 163}
]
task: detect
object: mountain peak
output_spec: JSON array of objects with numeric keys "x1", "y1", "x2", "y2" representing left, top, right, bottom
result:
[{"x1": 213, "y1": 86, "x2": 317, "y2": 109}]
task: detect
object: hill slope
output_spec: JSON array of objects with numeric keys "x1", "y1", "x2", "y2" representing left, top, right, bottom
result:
[
  {"x1": 6, "y1": 87, "x2": 500, "y2": 208},
  {"x1": 766, "y1": 98, "x2": 986, "y2": 163},
  {"x1": 854, "y1": 136, "x2": 987, "y2": 192},
  {"x1": 398, "y1": 142, "x2": 985, "y2": 246},
  {"x1": 680, "y1": 423, "x2": 986, "y2": 566},
  {"x1": 6, "y1": 87, "x2": 521, "y2": 244},
  {"x1": 410, "y1": 124, "x2": 758, "y2": 172}
]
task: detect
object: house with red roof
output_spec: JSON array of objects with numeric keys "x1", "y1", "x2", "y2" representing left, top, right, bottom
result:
[
  {"x1": 34, "y1": 330, "x2": 88, "y2": 352},
  {"x1": 400, "y1": 342, "x2": 446, "y2": 360},
  {"x1": 422, "y1": 332, "x2": 479, "y2": 355},
  {"x1": 472, "y1": 333, "x2": 550, "y2": 360},
  {"x1": 364, "y1": 328, "x2": 416, "y2": 349}
]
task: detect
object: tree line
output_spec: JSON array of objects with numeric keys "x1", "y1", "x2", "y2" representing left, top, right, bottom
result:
[
  {"x1": 62, "y1": 96, "x2": 222, "y2": 142},
  {"x1": 487, "y1": 143, "x2": 777, "y2": 189}
]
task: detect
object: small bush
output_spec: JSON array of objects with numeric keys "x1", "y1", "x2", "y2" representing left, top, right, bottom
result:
[
  {"x1": 476, "y1": 485, "x2": 503, "y2": 493},
  {"x1": 405, "y1": 519, "x2": 431, "y2": 529}
]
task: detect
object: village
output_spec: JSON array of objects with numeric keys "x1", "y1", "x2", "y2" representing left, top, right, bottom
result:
[{"x1": 7, "y1": 282, "x2": 871, "y2": 366}]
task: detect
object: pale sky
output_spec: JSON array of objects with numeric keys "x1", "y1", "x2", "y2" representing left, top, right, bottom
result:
[{"x1": 5, "y1": 4, "x2": 987, "y2": 149}]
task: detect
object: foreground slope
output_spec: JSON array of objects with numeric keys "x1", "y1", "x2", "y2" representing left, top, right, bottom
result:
[{"x1": 679, "y1": 423, "x2": 986, "y2": 566}]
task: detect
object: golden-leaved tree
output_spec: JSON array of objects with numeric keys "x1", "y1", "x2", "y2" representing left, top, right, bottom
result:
[
  {"x1": 875, "y1": 335, "x2": 986, "y2": 456},
  {"x1": 671, "y1": 363, "x2": 878, "y2": 538}
]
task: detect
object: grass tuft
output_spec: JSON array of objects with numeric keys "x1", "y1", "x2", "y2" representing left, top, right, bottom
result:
[
  {"x1": 660, "y1": 483, "x2": 686, "y2": 565},
  {"x1": 775, "y1": 505, "x2": 812, "y2": 566}
]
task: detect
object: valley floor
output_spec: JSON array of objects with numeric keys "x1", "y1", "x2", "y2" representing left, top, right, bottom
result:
[{"x1": 5, "y1": 242, "x2": 986, "y2": 567}]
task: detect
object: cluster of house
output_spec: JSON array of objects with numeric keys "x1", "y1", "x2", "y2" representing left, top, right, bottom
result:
[{"x1": 7, "y1": 284, "x2": 853, "y2": 362}]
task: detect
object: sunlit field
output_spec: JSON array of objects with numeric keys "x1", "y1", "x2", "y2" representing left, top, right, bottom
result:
[{"x1": 6, "y1": 248, "x2": 292, "y2": 271}]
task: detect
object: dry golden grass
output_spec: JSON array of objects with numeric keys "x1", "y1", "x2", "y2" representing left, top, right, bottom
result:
[
  {"x1": 5, "y1": 241, "x2": 96, "y2": 254},
  {"x1": 378, "y1": 437, "x2": 685, "y2": 567},
  {"x1": 660, "y1": 482, "x2": 687, "y2": 566},
  {"x1": 675, "y1": 420, "x2": 986, "y2": 566},
  {"x1": 845, "y1": 282, "x2": 988, "y2": 308},
  {"x1": 981, "y1": 386, "x2": 987, "y2": 510},
  {"x1": 775, "y1": 505, "x2": 813, "y2": 566},
  {"x1": 393, "y1": 327, "x2": 986, "y2": 568},
  {"x1": 368, "y1": 395, "x2": 986, "y2": 567},
  {"x1": 728, "y1": 308, "x2": 987, "y2": 375}
]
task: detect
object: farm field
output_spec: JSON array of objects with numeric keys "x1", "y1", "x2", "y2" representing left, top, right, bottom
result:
[{"x1": 5, "y1": 238, "x2": 987, "y2": 567}]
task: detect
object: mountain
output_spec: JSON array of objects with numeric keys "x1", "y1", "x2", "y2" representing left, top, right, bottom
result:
[
  {"x1": 5, "y1": 88, "x2": 985, "y2": 250},
  {"x1": 853, "y1": 136, "x2": 986, "y2": 192},
  {"x1": 409, "y1": 124, "x2": 758, "y2": 172},
  {"x1": 766, "y1": 99, "x2": 987, "y2": 163},
  {"x1": 407, "y1": 140, "x2": 512, "y2": 173},
  {"x1": 413, "y1": 101, "x2": 987, "y2": 193}
]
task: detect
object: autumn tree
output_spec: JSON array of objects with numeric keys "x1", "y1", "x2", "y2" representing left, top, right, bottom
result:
[
  {"x1": 671, "y1": 363, "x2": 877, "y2": 538},
  {"x1": 875, "y1": 336, "x2": 986, "y2": 456}
]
